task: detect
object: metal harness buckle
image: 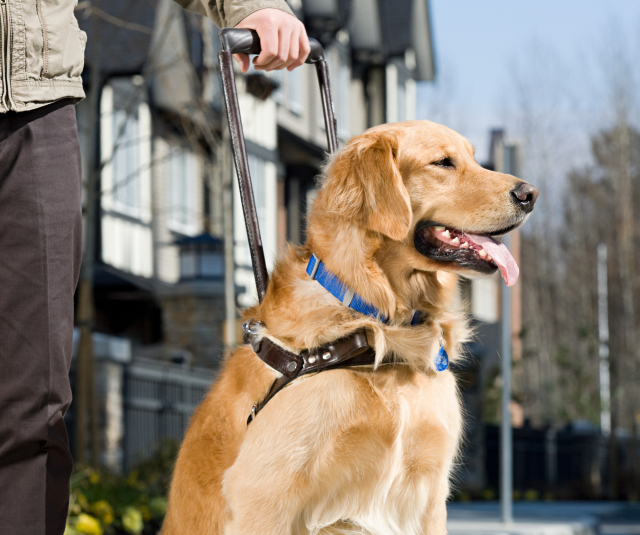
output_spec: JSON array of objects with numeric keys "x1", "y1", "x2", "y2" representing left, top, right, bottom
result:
[{"x1": 247, "y1": 404, "x2": 257, "y2": 424}]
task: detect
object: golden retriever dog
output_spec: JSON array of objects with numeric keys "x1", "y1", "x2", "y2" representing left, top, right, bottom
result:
[{"x1": 162, "y1": 120, "x2": 537, "y2": 535}]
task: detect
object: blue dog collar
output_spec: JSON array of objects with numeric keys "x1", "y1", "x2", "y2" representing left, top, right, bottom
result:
[
  {"x1": 305, "y1": 254, "x2": 448, "y2": 371},
  {"x1": 307, "y1": 254, "x2": 389, "y2": 322}
]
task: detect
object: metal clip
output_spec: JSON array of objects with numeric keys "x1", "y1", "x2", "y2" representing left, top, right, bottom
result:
[
  {"x1": 242, "y1": 319, "x2": 265, "y2": 335},
  {"x1": 247, "y1": 404, "x2": 257, "y2": 425},
  {"x1": 243, "y1": 319, "x2": 266, "y2": 350},
  {"x1": 308, "y1": 254, "x2": 320, "y2": 280}
]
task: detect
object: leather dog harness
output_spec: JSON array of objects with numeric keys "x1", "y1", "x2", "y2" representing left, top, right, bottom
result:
[
  {"x1": 244, "y1": 324, "x2": 375, "y2": 424},
  {"x1": 245, "y1": 254, "x2": 449, "y2": 425}
]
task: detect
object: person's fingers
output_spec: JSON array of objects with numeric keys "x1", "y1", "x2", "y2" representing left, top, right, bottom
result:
[
  {"x1": 235, "y1": 10, "x2": 311, "y2": 72},
  {"x1": 253, "y1": 25, "x2": 278, "y2": 70},
  {"x1": 284, "y1": 26, "x2": 300, "y2": 70},
  {"x1": 261, "y1": 27, "x2": 291, "y2": 71},
  {"x1": 288, "y1": 23, "x2": 310, "y2": 71},
  {"x1": 233, "y1": 54, "x2": 251, "y2": 73}
]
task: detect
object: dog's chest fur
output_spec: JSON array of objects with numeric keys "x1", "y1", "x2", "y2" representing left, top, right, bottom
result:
[{"x1": 225, "y1": 365, "x2": 462, "y2": 535}]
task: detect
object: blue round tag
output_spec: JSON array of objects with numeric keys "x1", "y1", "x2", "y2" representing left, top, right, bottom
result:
[{"x1": 435, "y1": 346, "x2": 449, "y2": 372}]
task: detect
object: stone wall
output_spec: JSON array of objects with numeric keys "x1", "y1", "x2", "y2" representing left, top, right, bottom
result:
[{"x1": 158, "y1": 280, "x2": 226, "y2": 369}]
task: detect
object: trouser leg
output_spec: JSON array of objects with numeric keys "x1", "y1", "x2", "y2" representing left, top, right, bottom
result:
[{"x1": 0, "y1": 99, "x2": 82, "y2": 535}]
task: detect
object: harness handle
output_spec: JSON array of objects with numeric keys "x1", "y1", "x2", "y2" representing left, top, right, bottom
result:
[
  {"x1": 219, "y1": 28, "x2": 339, "y2": 302},
  {"x1": 220, "y1": 28, "x2": 326, "y2": 64}
]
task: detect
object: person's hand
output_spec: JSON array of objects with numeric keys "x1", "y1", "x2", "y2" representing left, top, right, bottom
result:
[{"x1": 234, "y1": 9, "x2": 310, "y2": 73}]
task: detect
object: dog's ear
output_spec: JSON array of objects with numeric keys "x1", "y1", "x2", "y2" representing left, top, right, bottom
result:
[{"x1": 324, "y1": 131, "x2": 412, "y2": 241}]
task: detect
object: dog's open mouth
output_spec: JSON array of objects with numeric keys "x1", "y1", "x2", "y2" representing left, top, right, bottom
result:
[{"x1": 414, "y1": 221, "x2": 520, "y2": 286}]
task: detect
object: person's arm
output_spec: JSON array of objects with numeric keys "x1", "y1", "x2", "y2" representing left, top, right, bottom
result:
[{"x1": 172, "y1": 1, "x2": 310, "y2": 72}]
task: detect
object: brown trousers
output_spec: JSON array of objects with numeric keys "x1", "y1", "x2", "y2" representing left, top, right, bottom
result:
[{"x1": 0, "y1": 99, "x2": 82, "y2": 535}]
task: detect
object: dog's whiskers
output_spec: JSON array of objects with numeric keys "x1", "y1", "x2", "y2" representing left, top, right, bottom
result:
[{"x1": 460, "y1": 215, "x2": 471, "y2": 235}]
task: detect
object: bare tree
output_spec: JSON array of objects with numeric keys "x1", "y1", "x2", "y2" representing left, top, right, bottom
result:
[{"x1": 504, "y1": 23, "x2": 640, "y2": 496}]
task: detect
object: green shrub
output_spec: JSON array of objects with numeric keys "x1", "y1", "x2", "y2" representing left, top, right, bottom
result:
[{"x1": 66, "y1": 442, "x2": 178, "y2": 535}]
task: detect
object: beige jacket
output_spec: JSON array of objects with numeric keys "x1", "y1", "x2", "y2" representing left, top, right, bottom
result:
[{"x1": 0, "y1": 0, "x2": 293, "y2": 113}]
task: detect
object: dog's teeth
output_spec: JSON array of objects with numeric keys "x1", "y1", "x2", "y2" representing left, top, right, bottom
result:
[
  {"x1": 487, "y1": 255, "x2": 492, "y2": 261},
  {"x1": 479, "y1": 249, "x2": 487, "y2": 257},
  {"x1": 434, "y1": 226, "x2": 445, "y2": 231},
  {"x1": 451, "y1": 237, "x2": 460, "y2": 244},
  {"x1": 442, "y1": 230, "x2": 450, "y2": 238},
  {"x1": 461, "y1": 242, "x2": 469, "y2": 248}
]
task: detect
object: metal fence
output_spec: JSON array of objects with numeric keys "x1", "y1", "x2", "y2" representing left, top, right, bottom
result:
[
  {"x1": 123, "y1": 357, "x2": 215, "y2": 469},
  {"x1": 484, "y1": 422, "x2": 640, "y2": 500}
]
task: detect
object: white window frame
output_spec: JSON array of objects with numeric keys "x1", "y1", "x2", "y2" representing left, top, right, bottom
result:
[
  {"x1": 397, "y1": 80, "x2": 407, "y2": 122},
  {"x1": 111, "y1": 108, "x2": 142, "y2": 218},
  {"x1": 339, "y1": 62, "x2": 351, "y2": 139},
  {"x1": 286, "y1": 67, "x2": 303, "y2": 115},
  {"x1": 248, "y1": 154, "x2": 268, "y2": 237},
  {"x1": 269, "y1": 67, "x2": 302, "y2": 115},
  {"x1": 100, "y1": 81, "x2": 151, "y2": 224},
  {"x1": 270, "y1": 69, "x2": 283, "y2": 105},
  {"x1": 233, "y1": 152, "x2": 277, "y2": 305},
  {"x1": 166, "y1": 146, "x2": 200, "y2": 236}
]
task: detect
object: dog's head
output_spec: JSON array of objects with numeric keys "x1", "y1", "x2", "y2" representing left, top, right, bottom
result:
[{"x1": 310, "y1": 120, "x2": 538, "y2": 287}]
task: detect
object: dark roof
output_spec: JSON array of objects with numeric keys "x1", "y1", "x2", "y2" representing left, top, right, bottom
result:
[
  {"x1": 78, "y1": 0, "x2": 157, "y2": 76},
  {"x1": 348, "y1": 0, "x2": 436, "y2": 81},
  {"x1": 377, "y1": 0, "x2": 413, "y2": 56}
]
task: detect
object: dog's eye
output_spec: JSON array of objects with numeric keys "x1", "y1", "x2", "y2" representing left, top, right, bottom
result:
[{"x1": 432, "y1": 157, "x2": 455, "y2": 168}]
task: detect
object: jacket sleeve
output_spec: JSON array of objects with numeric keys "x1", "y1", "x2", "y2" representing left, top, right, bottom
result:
[{"x1": 172, "y1": 0, "x2": 295, "y2": 28}]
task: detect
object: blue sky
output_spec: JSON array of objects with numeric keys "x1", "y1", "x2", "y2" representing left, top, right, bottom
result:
[{"x1": 417, "y1": 0, "x2": 640, "y2": 163}]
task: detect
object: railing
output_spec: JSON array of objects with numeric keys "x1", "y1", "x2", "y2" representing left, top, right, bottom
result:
[
  {"x1": 123, "y1": 357, "x2": 215, "y2": 469},
  {"x1": 482, "y1": 422, "x2": 640, "y2": 500}
]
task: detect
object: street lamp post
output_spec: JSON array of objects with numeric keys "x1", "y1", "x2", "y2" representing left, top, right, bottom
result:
[
  {"x1": 500, "y1": 233, "x2": 513, "y2": 523},
  {"x1": 597, "y1": 243, "x2": 611, "y2": 436},
  {"x1": 497, "y1": 140, "x2": 520, "y2": 524}
]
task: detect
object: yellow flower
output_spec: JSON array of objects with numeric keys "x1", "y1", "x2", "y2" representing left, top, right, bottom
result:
[
  {"x1": 121, "y1": 506, "x2": 144, "y2": 535},
  {"x1": 75, "y1": 513, "x2": 103, "y2": 535},
  {"x1": 89, "y1": 472, "x2": 100, "y2": 485},
  {"x1": 91, "y1": 500, "x2": 114, "y2": 525}
]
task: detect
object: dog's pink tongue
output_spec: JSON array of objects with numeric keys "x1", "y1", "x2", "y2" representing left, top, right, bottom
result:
[{"x1": 465, "y1": 234, "x2": 520, "y2": 287}]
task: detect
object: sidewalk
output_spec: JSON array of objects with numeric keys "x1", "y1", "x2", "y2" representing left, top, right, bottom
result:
[{"x1": 447, "y1": 502, "x2": 640, "y2": 535}]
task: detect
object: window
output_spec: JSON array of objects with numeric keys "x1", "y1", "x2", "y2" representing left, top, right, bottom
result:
[
  {"x1": 268, "y1": 68, "x2": 282, "y2": 104},
  {"x1": 471, "y1": 277, "x2": 499, "y2": 323},
  {"x1": 397, "y1": 81, "x2": 407, "y2": 122},
  {"x1": 287, "y1": 67, "x2": 303, "y2": 114},
  {"x1": 234, "y1": 153, "x2": 268, "y2": 268},
  {"x1": 100, "y1": 79, "x2": 153, "y2": 277},
  {"x1": 248, "y1": 154, "x2": 267, "y2": 231},
  {"x1": 317, "y1": 81, "x2": 326, "y2": 131},
  {"x1": 306, "y1": 187, "x2": 318, "y2": 217},
  {"x1": 103, "y1": 78, "x2": 151, "y2": 222},
  {"x1": 269, "y1": 67, "x2": 302, "y2": 114},
  {"x1": 337, "y1": 63, "x2": 350, "y2": 139},
  {"x1": 167, "y1": 146, "x2": 199, "y2": 235},
  {"x1": 112, "y1": 109, "x2": 142, "y2": 216},
  {"x1": 233, "y1": 153, "x2": 277, "y2": 305}
]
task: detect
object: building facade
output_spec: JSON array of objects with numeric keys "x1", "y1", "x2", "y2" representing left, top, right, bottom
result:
[{"x1": 76, "y1": 0, "x2": 436, "y2": 368}]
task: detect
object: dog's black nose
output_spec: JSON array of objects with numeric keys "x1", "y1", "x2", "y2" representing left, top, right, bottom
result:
[{"x1": 510, "y1": 182, "x2": 538, "y2": 213}]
